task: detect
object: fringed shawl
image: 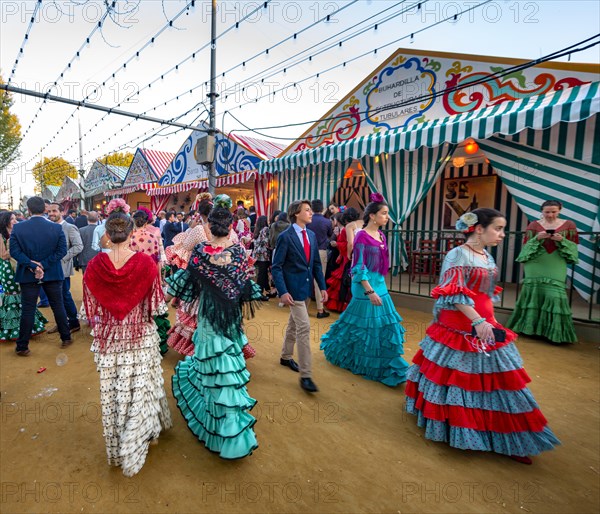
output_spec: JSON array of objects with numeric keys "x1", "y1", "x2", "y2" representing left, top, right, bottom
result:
[
  {"x1": 187, "y1": 242, "x2": 261, "y2": 340},
  {"x1": 351, "y1": 230, "x2": 389, "y2": 276},
  {"x1": 524, "y1": 220, "x2": 579, "y2": 253}
]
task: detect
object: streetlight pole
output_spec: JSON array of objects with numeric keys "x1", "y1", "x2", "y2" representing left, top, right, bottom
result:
[{"x1": 207, "y1": 0, "x2": 218, "y2": 196}]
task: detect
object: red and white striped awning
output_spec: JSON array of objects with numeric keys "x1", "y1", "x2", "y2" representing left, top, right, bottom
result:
[
  {"x1": 104, "y1": 182, "x2": 160, "y2": 197},
  {"x1": 146, "y1": 170, "x2": 256, "y2": 196},
  {"x1": 228, "y1": 133, "x2": 285, "y2": 159},
  {"x1": 141, "y1": 149, "x2": 175, "y2": 178}
]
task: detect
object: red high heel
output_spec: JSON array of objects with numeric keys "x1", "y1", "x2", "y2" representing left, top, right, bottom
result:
[{"x1": 509, "y1": 455, "x2": 533, "y2": 465}]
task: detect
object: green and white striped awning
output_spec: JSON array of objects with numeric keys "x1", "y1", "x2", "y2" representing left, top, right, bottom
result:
[{"x1": 259, "y1": 82, "x2": 599, "y2": 174}]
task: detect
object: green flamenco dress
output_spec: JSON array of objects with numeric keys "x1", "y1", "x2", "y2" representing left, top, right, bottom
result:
[
  {"x1": 0, "y1": 252, "x2": 47, "y2": 341},
  {"x1": 167, "y1": 243, "x2": 261, "y2": 459},
  {"x1": 507, "y1": 221, "x2": 579, "y2": 344},
  {"x1": 320, "y1": 230, "x2": 409, "y2": 386}
]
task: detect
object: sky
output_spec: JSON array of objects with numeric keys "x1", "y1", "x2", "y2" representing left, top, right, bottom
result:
[{"x1": 1, "y1": 0, "x2": 599, "y2": 204}]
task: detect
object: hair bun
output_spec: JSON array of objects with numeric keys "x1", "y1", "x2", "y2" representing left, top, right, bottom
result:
[{"x1": 213, "y1": 194, "x2": 232, "y2": 209}]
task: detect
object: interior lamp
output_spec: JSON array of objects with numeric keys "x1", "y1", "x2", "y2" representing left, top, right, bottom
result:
[
  {"x1": 452, "y1": 157, "x2": 466, "y2": 168},
  {"x1": 464, "y1": 140, "x2": 479, "y2": 155}
]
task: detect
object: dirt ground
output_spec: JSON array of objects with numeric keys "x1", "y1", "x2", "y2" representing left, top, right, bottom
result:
[{"x1": 0, "y1": 273, "x2": 598, "y2": 514}]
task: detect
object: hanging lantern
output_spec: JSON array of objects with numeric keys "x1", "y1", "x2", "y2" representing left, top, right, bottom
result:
[
  {"x1": 464, "y1": 140, "x2": 479, "y2": 155},
  {"x1": 344, "y1": 167, "x2": 354, "y2": 179},
  {"x1": 452, "y1": 157, "x2": 466, "y2": 168}
]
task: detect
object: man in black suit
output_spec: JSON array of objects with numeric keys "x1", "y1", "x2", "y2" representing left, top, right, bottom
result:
[
  {"x1": 65, "y1": 209, "x2": 77, "y2": 225},
  {"x1": 271, "y1": 200, "x2": 328, "y2": 393},
  {"x1": 248, "y1": 206, "x2": 257, "y2": 232},
  {"x1": 10, "y1": 197, "x2": 72, "y2": 355},
  {"x1": 163, "y1": 211, "x2": 188, "y2": 247},
  {"x1": 74, "y1": 209, "x2": 88, "y2": 229}
]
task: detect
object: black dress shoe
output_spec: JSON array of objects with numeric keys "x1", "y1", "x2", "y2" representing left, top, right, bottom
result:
[
  {"x1": 300, "y1": 377, "x2": 319, "y2": 392},
  {"x1": 280, "y1": 358, "x2": 300, "y2": 372},
  {"x1": 316, "y1": 311, "x2": 330, "y2": 319},
  {"x1": 16, "y1": 349, "x2": 31, "y2": 356}
]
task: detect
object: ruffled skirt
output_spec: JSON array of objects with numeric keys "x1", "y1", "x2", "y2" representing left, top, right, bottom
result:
[
  {"x1": 507, "y1": 276, "x2": 577, "y2": 344},
  {"x1": 320, "y1": 290, "x2": 408, "y2": 386},
  {"x1": 92, "y1": 325, "x2": 173, "y2": 476},
  {"x1": 172, "y1": 315, "x2": 258, "y2": 459},
  {"x1": 405, "y1": 296, "x2": 560, "y2": 457}
]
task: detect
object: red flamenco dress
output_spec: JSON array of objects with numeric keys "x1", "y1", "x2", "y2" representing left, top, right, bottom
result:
[
  {"x1": 405, "y1": 246, "x2": 560, "y2": 458},
  {"x1": 325, "y1": 228, "x2": 352, "y2": 313}
]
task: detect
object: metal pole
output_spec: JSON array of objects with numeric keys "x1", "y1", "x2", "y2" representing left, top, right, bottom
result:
[
  {"x1": 0, "y1": 84, "x2": 210, "y2": 133},
  {"x1": 207, "y1": 0, "x2": 218, "y2": 196}
]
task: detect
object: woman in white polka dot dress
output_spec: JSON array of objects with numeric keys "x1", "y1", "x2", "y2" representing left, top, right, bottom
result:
[
  {"x1": 82, "y1": 213, "x2": 172, "y2": 477},
  {"x1": 0, "y1": 211, "x2": 47, "y2": 341}
]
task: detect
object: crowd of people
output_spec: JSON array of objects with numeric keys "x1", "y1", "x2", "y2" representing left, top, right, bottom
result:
[{"x1": 0, "y1": 192, "x2": 581, "y2": 476}]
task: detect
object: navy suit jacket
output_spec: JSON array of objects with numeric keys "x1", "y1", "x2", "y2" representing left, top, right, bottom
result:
[
  {"x1": 10, "y1": 216, "x2": 67, "y2": 283},
  {"x1": 271, "y1": 225, "x2": 326, "y2": 301}
]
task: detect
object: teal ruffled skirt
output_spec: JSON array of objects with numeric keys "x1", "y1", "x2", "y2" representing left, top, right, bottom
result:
[
  {"x1": 320, "y1": 271, "x2": 409, "y2": 386},
  {"x1": 172, "y1": 315, "x2": 258, "y2": 459}
]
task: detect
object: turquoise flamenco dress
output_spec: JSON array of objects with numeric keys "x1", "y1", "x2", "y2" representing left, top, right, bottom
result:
[
  {"x1": 167, "y1": 243, "x2": 261, "y2": 459},
  {"x1": 405, "y1": 247, "x2": 560, "y2": 458},
  {"x1": 320, "y1": 230, "x2": 409, "y2": 386}
]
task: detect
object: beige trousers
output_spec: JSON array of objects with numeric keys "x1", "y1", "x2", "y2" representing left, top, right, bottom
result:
[
  {"x1": 313, "y1": 249, "x2": 328, "y2": 311},
  {"x1": 281, "y1": 299, "x2": 312, "y2": 378}
]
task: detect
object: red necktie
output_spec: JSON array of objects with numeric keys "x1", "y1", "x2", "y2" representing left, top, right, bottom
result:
[{"x1": 302, "y1": 229, "x2": 311, "y2": 262}]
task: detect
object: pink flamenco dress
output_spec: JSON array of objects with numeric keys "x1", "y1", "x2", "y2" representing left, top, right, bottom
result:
[{"x1": 405, "y1": 246, "x2": 560, "y2": 460}]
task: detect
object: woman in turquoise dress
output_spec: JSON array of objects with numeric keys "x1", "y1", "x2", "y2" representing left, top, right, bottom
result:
[
  {"x1": 320, "y1": 193, "x2": 409, "y2": 386},
  {"x1": 0, "y1": 212, "x2": 47, "y2": 341},
  {"x1": 507, "y1": 200, "x2": 579, "y2": 344},
  {"x1": 166, "y1": 198, "x2": 261, "y2": 459}
]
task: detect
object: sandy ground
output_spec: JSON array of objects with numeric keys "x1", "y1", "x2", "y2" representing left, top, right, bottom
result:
[{"x1": 0, "y1": 273, "x2": 598, "y2": 514}]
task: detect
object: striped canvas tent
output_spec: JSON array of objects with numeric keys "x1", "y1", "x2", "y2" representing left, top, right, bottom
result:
[{"x1": 259, "y1": 82, "x2": 600, "y2": 299}]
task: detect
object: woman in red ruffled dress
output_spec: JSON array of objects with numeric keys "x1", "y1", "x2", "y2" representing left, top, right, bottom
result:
[
  {"x1": 405, "y1": 208, "x2": 560, "y2": 465},
  {"x1": 83, "y1": 213, "x2": 172, "y2": 477},
  {"x1": 325, "y1": 208, "x2": 360, "y2": 313}
]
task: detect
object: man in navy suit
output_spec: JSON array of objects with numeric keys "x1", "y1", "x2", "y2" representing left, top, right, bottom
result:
[
  {"x1": 10, "y1": 197, "x2": 72, "y2": 355},
  {"x1": 271, "y1": 200, "x2": 328, "y2": 393}
]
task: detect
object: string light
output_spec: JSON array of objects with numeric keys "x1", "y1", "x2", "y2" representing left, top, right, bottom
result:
[{"x1": 5, "y1": 0, "x2": 42, "y2": 88}]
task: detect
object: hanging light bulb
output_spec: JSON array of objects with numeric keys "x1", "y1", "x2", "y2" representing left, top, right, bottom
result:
[{"x1": 464, "y1": 140, "x2": 479, "y2": 155}]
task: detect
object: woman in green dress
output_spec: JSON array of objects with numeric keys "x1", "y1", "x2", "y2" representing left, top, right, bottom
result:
[
  {"x1": 0, "y1": 212, "x2": 47, "y2": 341},
  {"x1": 507, "y1": 200, "x2": 579, "y2": 344}
]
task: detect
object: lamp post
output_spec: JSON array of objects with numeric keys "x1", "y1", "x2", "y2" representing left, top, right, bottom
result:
[{"x1": 207, "y1": 0, "x2": 218, "y2": 196}]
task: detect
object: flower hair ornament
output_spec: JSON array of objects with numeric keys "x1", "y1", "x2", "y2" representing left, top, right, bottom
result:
[
  {"x1": 137, "y1": 206, "x2": 153, "y2": 222},
  {"x1": 370, "y1": 192, "x2": 385, "y2": 203},
  {"x1": 213, "y1": 194, "x2": 233, "y2": 210},
  {"x1": 456, "y1": 212, "x2": 478, "y2": 233},
  {"x1": 339, "y1": 205, "x2": 346, "y2": 213},
  {"x1": 106, "y1": 198, "x2": 131, "y2": 215}
]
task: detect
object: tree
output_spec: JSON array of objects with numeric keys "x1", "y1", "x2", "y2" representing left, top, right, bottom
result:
[
  {"x1": 32, "y1": 157, "x2": 78, "y2": 190},
  {"x1": 0, "y1": 75, "x2": 22, "y2": 170},
  {"x1": 99, "y1": 151, "x2": 134, "y2": 167}
]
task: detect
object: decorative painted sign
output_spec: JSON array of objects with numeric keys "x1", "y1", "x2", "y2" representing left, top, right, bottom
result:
[
  {"x1": 123, "y1": 150, "x2": 156, "y2": 187},
  {"x1": 284, "y1": 48, "x2": 597, "y2": 155},
  {"x1": 159, "y1": 130, "x2": 262, "y2": 186},
  {"x1": 84, "y1": 161, "x2": 123, "y2": 196}
]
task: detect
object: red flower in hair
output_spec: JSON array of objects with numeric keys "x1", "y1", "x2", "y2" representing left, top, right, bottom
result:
[{"x1": 370, "y1": 193, "x2": 385, "y2": 203}]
